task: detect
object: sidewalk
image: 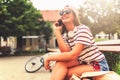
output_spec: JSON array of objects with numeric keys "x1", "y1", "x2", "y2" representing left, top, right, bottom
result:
[{"x1": 0, "y1": 56, "x2": 51, "y2": 80}]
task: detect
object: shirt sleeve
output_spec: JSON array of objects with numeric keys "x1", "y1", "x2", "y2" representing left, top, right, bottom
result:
[{"x1": 74, "y1": 26, "x2": 93, "y2": 46}]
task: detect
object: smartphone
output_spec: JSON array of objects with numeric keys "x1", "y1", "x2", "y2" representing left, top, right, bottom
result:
[{"x1": 55, "y1": 19, "x2": 63, "y2": 26}]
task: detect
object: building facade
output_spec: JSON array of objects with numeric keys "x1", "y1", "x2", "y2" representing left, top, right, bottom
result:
[{"x1": 41, "y1": 10, "x2": 60, "y2": 48}]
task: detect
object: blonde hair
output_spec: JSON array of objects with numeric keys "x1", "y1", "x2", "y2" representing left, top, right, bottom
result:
[{"x1": 64, "y1": 5, "x2": 81, "y2": 26}]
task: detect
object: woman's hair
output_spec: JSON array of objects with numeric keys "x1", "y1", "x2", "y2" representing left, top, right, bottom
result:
[
  {"x1": 64, "y1": 5, "x2": 81, "y2": 26},
  {"x1": 61, "y1": 5, "x2": 81, "y2": 34}
]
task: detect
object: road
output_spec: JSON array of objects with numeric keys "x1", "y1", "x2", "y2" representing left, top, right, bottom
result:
[{"x1": 0, "y1": 55, "x2": 51, "y2": 80}]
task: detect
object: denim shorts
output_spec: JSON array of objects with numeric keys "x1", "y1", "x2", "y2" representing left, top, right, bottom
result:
[
  {"x1": 78, "y1": 58, "x2": 109, "y2": 71},
  {"x1": 98, "y1": 58, "x2": 109, "y2": 71}
]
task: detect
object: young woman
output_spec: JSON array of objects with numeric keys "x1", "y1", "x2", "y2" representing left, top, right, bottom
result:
[{"x1": 44, "y1": 5, "x2": 109, "y2": 80}]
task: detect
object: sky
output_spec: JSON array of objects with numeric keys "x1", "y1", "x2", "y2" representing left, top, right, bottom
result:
[{"x1": 30, "y1": 0, "x2": 84, "y2": 10}]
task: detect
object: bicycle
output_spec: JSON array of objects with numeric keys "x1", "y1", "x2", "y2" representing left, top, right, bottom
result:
[{"x1": 24, "y1": 52, "x2": 57, "y2": 73}]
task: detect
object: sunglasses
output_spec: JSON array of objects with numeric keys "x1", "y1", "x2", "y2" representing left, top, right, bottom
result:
[{"x1": 59, "y1": 10, "x2": 72, "y2": 16}]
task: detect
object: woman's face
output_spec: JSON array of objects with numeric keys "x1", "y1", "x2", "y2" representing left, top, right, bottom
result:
[{"x1": 59, "y1": 8, "x2": 75, "y2": 24}]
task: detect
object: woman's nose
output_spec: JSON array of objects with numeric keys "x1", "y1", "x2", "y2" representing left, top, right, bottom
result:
[{"x1": 62, "y1": 12, "x2": 66, "y2": 16}]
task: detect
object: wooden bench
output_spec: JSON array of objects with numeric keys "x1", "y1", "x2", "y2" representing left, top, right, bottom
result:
[{"x1": 96, "y1": 39, "x2": 120, "y2": 52}]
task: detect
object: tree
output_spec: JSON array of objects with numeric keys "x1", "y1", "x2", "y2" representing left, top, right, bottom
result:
[
  {"x1": 0, "y1": 0, "x2": 53, "y2": 52},
  {"x1": 0, "y1": 0, "x2": 42, "y2": 40},
  {"x1": 39, "y1": 20, "x2": 53, "y2": 44},
  {"x1": 39, "y1": 20, "x2": 53, "y2": 52},
  {"x1": 0, "y1": 0, "x2": 53, "y2": 48},
  {"x1": 79, "y1": 0, "x2": 120, "y2": 38}
]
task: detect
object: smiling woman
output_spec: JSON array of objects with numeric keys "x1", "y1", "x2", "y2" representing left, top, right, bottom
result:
[{"x1": 41, "y1": 5, "x2": 109, "y2": 80}]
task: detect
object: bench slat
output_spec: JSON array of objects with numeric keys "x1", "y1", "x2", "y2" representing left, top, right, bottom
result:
[
  {"x1": 98, "y1": 45, "x2": 120, "y2": 52},
  {"x1": 96, "y1": 40, "x2": 120, "y2": 52}
]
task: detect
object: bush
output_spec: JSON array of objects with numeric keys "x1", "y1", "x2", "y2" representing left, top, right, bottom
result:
[
  {"x1": 115, "y1": 62, "x2": 120, "y2": 74},
  {"x1": 14, "y1": 49, "x2": 46, "y2": 55},
  {"x1": 0, "y1": 46, "x2": 11, "y2": 56},
  {"x1": 103, "y1": 51, "x2": 120, "y2": 74},
  {"x1": 95, "y1": 38, "x2": 109, "y2": 42}
]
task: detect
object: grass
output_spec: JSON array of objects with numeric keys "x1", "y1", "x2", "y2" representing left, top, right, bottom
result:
[
  {"x1": 94, "y1": 38, "x2": 109, "y2": 42},
  {"x1": 115, "y1": 63, "x2": 120, "y2": 75}
]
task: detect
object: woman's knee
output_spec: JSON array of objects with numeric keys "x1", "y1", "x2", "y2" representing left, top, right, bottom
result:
[{"x1": 55, "y1": 61, "x2": 67, "y2": 67}]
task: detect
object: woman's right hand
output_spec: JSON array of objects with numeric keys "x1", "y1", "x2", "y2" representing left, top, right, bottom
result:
[{"x1": 53, "y1": 19, "x2": 63, "y2": 31}]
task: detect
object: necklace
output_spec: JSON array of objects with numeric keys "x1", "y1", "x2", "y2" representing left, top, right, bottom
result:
[{"x1": 67, "y1": 27, "x2": 77, "y2": 38}]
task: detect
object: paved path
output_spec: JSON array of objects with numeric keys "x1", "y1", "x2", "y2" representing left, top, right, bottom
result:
[{"x1": 0, "y1": 55, "x2": 51, "y2": 80}]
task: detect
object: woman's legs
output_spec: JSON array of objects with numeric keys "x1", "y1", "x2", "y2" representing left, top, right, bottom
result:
[
  {"x1": 50, "y1": 61, "x2": 68, "y2": 80},
  {"x1": 50, "y1": 59, "x2": 80, "y2": 80},
  {"x1": 66, "y1": 65, "x2": 94, "y2": 79},
  {"x1": 50, "y1": 59, "x2": 95, "y2": 80}
]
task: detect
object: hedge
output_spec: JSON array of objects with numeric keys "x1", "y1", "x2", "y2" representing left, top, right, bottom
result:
[{"x1": 103, "y1": 51, "x2": 120, "y2": 74}]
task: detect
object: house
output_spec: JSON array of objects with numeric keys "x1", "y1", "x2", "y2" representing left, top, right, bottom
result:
[
  {"x1": 41, "y1": 10, "x2": 61, "y2": 48},
  {"x1": 20, "y1": 10, "x2": 61, "y2": 51},
  {"x1": 41, "y1": 10, "x2": 60, "y2": 22},
  {"x1": 0, "y1": 10, "x2": 60, "y2": 54}
]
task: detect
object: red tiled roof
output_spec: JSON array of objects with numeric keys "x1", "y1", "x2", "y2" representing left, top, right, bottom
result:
[{"x1": 41, "y1": 10, "x2": 61, "y2": 22}]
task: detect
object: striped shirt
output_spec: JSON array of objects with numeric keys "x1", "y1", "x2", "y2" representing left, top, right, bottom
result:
[{"x1": 62, "y1": 25, "x2": 105, "y2": 62}]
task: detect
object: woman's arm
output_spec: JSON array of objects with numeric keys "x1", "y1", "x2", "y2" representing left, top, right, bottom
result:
[
  {"x1": 55, "y1": 29, "x2": 71, "y2": 52},
  {"x1": 48, "y1": 43, "x2": 84, "y2": 61},
  {"x1": 44, "y1": 43, "x2": 84, "y2": 69},
  {"x1": 53, "y1": 21, "x2": 71, "y2": 52}
]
